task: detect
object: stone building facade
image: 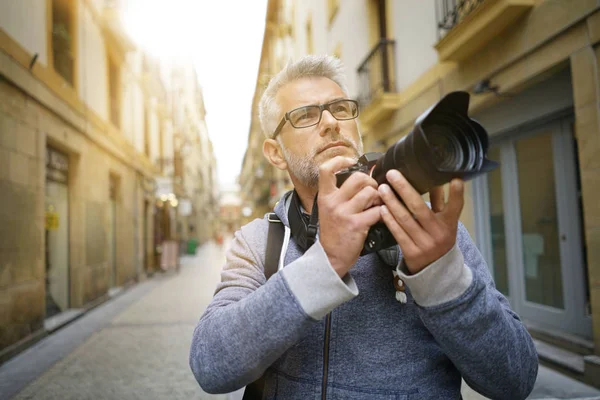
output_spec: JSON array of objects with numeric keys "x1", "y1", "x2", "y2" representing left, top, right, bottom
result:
[{"x1": 0, "y1": 0, "x2": 217, "y2": 360}]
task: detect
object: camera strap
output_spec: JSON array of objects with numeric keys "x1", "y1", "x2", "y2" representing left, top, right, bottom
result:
[
  {"x1": 288, "y1": 190, "x2": 319, "y2": 252},
  {"x1": 306, "y1": 193, "x2": 319, "y2": 248}
]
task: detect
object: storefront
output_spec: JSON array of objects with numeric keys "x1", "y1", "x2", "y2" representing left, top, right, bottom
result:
[{"x1": 472, "y1": 66, "x2": 591, "y2": 339}]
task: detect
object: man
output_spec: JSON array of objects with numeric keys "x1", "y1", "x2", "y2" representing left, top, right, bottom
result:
[{"x1": 190, "y1": 55, "x2": 538, "y2": 399}]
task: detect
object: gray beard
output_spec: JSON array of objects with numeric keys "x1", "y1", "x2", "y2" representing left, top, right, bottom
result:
[
  {"x1": 281, "y1": 146, "x2": 320, "y2": 188},
  {"x1": 279, "y1": 136, "x2": 364, "y2": 189}
]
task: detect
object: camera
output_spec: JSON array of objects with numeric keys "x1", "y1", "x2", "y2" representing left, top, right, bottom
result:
[{"x1": 335, "y1": 91, "x2": 498, "y2": 255}]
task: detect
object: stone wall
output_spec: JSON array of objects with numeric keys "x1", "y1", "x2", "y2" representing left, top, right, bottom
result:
[
  {"x1": 571, "y1": 40, "x2": 600, "y2": 351},
  {"x1": 0, "y1": 78, "x2": 46, "y2": 352},
  {"x1": 0, "y1": 76, "x2": 150, "y2": 353}
]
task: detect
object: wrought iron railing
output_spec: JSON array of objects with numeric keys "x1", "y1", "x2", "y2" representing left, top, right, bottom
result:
[
  {"x1": 436, "y1": 0, "x2": 486, "y2": 39},
  {"x1": 356, "y1": 39, "x2": 396, "y2": 107}
]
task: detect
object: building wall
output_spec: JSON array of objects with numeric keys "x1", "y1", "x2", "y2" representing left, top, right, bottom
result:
[
  {"x1": 0, "y1": 79, "x2": 46, "y2": 353},
  {"x1": 0, "y1": 0, "x2": 164, "y2": 357},
  {"x1": 390, "y1": 1, "x2": 439, "y2": 92},
  {"x1": 0, "y1": 0, "x2": 48, "y2": 67},
  {"x1": 78, "y1": 3, "x2": 109, "y2": 121},
  {"x1": 571, "y1": 29, "x2": 600, "y2": 359},
  {"x1": 0, "y1": 76, "x2": 141, "y2": 348},
  {"x1": 132, "y1": 83, "x2": 144, "y2": 151},
  {"x1": 328, "y1": 1, "x2": 371, "y2": 97},
  {"x1": 147, "y1": 99, "x2": 160, "y2": 164}
]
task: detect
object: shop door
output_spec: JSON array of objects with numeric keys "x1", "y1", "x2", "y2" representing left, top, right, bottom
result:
[
  {"x1": 45, "y1": 148, "x2": 70, "y2": 317},
  {"x1": 474, "y1": 119, "x2": 591, "y2": 338}
]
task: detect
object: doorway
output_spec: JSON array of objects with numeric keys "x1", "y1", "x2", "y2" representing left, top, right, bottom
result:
[
  {"x1": 143, "y1": 199, "x2": 149, "y2": 272},
  {"x1": 473, "y1": 118, "x2": 591, "y2": 338},
  {"x1": 45, "y1": 147, "x2": 70, "y2": 318},
  {"x1": 108, "y1": 175, "x2": 118, "y2": 288}
]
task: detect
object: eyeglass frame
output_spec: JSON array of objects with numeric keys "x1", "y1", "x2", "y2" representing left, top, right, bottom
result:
[{"x1": 271, "y1": 98, "x2": 360, "y2": 139}]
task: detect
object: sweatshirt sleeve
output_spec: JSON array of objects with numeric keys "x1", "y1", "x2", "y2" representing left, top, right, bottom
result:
[
  {"x1": 396, "y1": 222, "x2": 539, "y2": 400},
  {"x1": 189, "y1": 220, "x2": 358, "y2": 394}
]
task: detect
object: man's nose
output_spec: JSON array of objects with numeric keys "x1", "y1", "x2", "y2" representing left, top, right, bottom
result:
[{"x1": 319, "y1": 110, "x2": 339, "y2": 136}]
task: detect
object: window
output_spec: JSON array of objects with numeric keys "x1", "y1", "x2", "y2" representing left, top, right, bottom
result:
[
  {"x1": 327, "y1": 0, "x2": 339, "y2": 27},
  {"x1": 51, "y1": 0, "x2": 75, "y2": 85},
  {"x1": 108, "y1": 57, "x2": 121, "y2": 128}
]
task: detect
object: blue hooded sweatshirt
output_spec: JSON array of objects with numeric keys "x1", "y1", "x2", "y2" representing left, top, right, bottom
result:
[{"x1": 190, "y1": 191, "x2": 538, "y2": 399}]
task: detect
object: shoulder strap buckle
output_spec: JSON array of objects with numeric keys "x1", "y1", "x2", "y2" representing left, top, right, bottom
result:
[{"x1": 267, "y1": 212, "x2": 281, "y2": 223}]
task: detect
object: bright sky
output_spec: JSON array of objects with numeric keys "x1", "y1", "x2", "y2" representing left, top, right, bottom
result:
[{"x1": 121, "y1": 0, "x2": 268, "y2": 188}]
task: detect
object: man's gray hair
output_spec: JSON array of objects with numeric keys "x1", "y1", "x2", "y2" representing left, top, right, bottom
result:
[{"x1": 258, "y1": 55, "x2": 349, "y2": 139}]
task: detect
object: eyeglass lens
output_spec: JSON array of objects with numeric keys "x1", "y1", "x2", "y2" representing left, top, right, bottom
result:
[{"x1": 289, "y1": 100, "x2": 357, "y2": 128}]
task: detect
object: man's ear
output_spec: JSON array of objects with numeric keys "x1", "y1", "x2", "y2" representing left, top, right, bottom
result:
[{"x1": 263, "y1": 139, "x2": 288, "y2": 171}]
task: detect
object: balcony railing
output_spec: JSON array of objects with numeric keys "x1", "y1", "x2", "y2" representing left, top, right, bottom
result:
[
  {"x1": 356, "y1": 39, "x2": 396, "y2": 107},
  {"x1": 436, "y1": 0, "x2": 486, "y2": 39},
  {"x1": 434, "y1": 0, "x2": 533, "y2": 61}
]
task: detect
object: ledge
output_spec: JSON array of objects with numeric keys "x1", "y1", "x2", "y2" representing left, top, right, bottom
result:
[
  {"x1": 359, "y1": 92, "x2": 402, "y2": 131},
  {"x1": 435, "y1": 0, "x2": 535, "y2": 62}
]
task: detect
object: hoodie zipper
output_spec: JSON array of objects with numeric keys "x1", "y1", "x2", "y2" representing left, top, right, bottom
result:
[{"x1": 321, "y1": 312, "x2": 332, "y2": 400}]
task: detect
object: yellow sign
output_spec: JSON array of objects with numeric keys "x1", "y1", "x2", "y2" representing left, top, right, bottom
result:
[{"x1": 46, "y1": 212, "x2": 59, "y2": 230}]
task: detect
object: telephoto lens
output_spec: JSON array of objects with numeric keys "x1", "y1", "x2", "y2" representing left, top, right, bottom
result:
[
  {"x1": 370, "y1": 91, "x2": 498, "y2": 194},
  {"x1": 361, "y1": 91, "x2": 498, "y2": 254}
]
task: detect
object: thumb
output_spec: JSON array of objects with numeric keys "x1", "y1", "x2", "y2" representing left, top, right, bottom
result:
[
  {"x1": 318, "y1": 156, "x2": 357, "y2": 196},
  {"x1": 445, "y1": 178, "x2": 465, "y2": 222}
]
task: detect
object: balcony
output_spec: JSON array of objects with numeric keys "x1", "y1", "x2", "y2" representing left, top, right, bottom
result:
[
  {"x1": 356, "y1": 39, "x2": 401, "y2": 130},
  {"x1": 434, "y1": 0, "x2": 535, "y2": 62}
]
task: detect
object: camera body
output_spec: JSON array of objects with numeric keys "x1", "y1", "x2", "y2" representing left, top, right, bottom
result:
[{"x1": 335, "y1": 91, "x2": 498, "y2": 255}]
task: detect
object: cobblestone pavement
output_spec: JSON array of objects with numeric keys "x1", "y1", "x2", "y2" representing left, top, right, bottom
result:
[
  {"x1": 8, "y1": 241, "x2": 237, "y2": 400},
  {"x1": 3, "y1": 239, "x2": 600, "y2": 399}
]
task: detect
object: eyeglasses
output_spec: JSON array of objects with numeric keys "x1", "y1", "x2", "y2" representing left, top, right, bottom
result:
[{"x1": 271, "y1": 99, "x2": 359, "y2": 138}]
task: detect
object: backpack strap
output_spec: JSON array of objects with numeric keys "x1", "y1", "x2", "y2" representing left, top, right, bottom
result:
[
  {"x1": 242, "y1": 213, "x2": 285, "y2": 399},
  {"x1": 264, "y1": 212, "x2": 285, "y2": 280}
]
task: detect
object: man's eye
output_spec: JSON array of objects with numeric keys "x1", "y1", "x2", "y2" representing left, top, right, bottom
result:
[{"x1": 333, "y1": 105, "x2": 350, "y2": 114}]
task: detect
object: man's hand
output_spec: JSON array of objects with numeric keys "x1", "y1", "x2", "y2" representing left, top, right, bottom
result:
[
  {"x1": 378, "y1": 169, "x2": 464, "y2": 275},
  {"x1": 318, "y1": 156, "x2": 382, "y2": 278}
]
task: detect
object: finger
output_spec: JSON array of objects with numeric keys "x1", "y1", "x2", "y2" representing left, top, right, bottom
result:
[
  {"x1": 318, "y1": 156, "x2": 358, "y2": 196},
  {"x1": 356, "y1": 205, "x2": 382, "y2": 228},
  {"x1": 338, "y1": 172, "x2": 378, "y2": 202},
  {"x1": 386, "y1": 170, "x2": 437, "y2": 232},
  {"x1": 444, "y1": 178, "x2": 465, "y2": 222},
  {"x1": 347, "y1": 186, "x2": 380, "y2": 212},
  {"x1": 429, "y1": 185, "x2": 445, "y2": 213},
  {"x1": 380, "y1": 205, "x2": 419, "y2": 255},
  {"x1": 378, "y1": 183, "x2": 429, "y2": 246}
]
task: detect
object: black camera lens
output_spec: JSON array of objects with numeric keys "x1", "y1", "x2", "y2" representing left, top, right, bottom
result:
[
  {"x1": 423, "y1": 113, "x2": 485, "y2": 172},
  {"x1": 426, "y1": 126, "x2": 464, "y2": 170},
  {"x1": 353, "y1": 91, "x2": 499, "y2": 255}
]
